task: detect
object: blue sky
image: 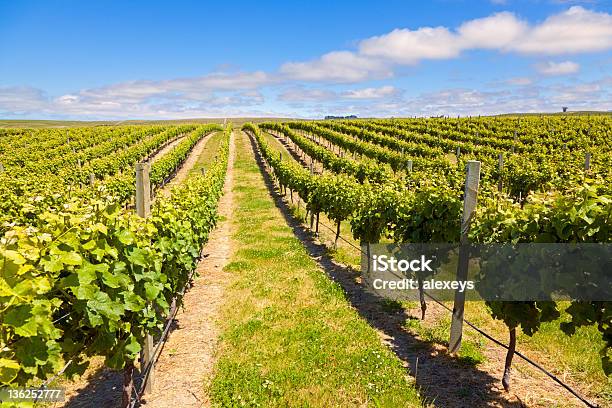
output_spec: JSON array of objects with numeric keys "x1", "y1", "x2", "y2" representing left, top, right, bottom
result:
[{"x1": 0, "y1": 0, "x2": 610, "y2": 119}]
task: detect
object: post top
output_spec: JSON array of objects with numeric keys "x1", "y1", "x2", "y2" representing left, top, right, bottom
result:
[{"x1": 136, "y1": 161, "x2": 151, "y2": 170}]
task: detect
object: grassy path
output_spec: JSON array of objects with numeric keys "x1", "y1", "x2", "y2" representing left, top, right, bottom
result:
[
  {"x1": 257, "y1": 127, "x2": 608, "y2": 407},
  {"x1": 207, "y1": 131, "x2": 422, "y2": 407},
  {"x1": 156, "y1": 130, "x2": 217, "y2": 197}
]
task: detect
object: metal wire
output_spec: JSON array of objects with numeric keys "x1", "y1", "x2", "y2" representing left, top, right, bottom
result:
[
  {"x1": 255, "y1": 130, "x2": 599, "y2": 408},
  {"x1": 423, "y1": 293, "x2": 598, "y2": 408},
  {"x1": 129, "y1": 249, "x2": 207, "y2": 407}
]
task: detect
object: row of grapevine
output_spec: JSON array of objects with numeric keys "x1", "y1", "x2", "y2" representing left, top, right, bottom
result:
[
  {"x1": 368, "y1": 119, "x2": 611, "y2": 193},
  {"x1": 0, "y1": 126, "x2": 231, "y2": 396},
  {"x1": 0, "y1": 124, "x2": 222, "y2": 230},
  {"x1": 245, "y1": 121, "x2": 612, "y2": 394},
  {"x1": 260, "y1": 123, "x2": 392, "y2": 183},
  {"x1": 293, "y1": 120, "x2": 609, "y2": 200},
  {"x1": 287, "y1": 121, "x2": 457, "y2": 176}
]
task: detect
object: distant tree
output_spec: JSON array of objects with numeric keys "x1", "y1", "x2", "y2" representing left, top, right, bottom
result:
[{"x1": 324, "y1": 115, "x2": 358, "y2": 120}]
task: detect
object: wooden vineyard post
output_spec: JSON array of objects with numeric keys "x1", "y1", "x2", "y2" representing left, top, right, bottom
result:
[
  {"x1": 406, "y1": 160, "x2": 413, "y2": 173},
  {"x1": 135, "y1": 162, "x2": 155, "y2": 396},
  {"x1": 89, "y1": 173, "x2": 95, "y2": 187},
  {"x1": 584, "y1": 152, "x2": 591, "y2": 171},
  {"x1": 136, "y1": 162, "x2": 151, "y2": 218},
  {"x1": 0, "y1": 162, "x2": 4, "y2": 173},
  {"x1": 449, "y1": 160, "x2": 481, "y2": 354}
]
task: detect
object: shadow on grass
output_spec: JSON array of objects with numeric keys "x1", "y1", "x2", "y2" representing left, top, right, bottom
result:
[{"x1": 247, "y1": 132, "x2": 524, "y2": 408}]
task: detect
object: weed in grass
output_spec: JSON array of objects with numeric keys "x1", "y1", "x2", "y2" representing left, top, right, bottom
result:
[{"x1": 379, "y1": 299, "x2": 404, "y2": 314}]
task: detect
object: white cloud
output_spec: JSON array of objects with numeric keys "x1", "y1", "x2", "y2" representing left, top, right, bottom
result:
[
  {"x1": 2, "y1": 8, "x2": 611, "y2": 119},
  {"x1": 359, "y1": 27, "x2": 462, "y2": 64},
  {"x1": 350, "y1": 78, "x2": 610, "y2": 117},
  {"x1": 549, "y1": 81, "x2": 603, "y2": 104},
  {"x1": 457, "y1": 12, "x2": 527, "y2": 49},
  {"x1": 0, "y1": 72, "x2": 273, "y2": 119},
  {"x1": 0, "y1": 86, "x2": 49, "y2": 113},
  {"x1": 511, "y1": 6, "x2": 612, "y2": 54},
  {"x1": 72, "y1": 71, "x2": 272, "y2": 104},
  {"x1": 536, "y1": 60, "x2": 580, "y2": 75},
  {"x1": 2, "y1": 77, "x2": 610, "y2": 119},
  {"x1": 351, "y1": 7, "x2": 612, "y2": 69},
  {"x1": 279, "y1": 51, "x2": 392, "y2": 83},
  {"x1": 282, "y1": 76, "x2": 611, "y2": 118},
  {"x1": 342, "y1": 86, "x2": 400, "y2": 99},
  {"x1": 279, "y1": 85, "x2": 401, "y2": 103}
]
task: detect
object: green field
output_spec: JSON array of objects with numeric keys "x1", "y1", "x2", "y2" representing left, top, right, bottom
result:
[{"x1": 1, "y1": 115, "x2": 610, "y2": 407}]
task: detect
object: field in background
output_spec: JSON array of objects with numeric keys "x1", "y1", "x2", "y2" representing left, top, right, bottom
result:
[
  {"x1": 0, "y1": 117, "x2": 292, "y2": 128},
  {"x1": 1, "y1": 111, "x2": 610, "y2": 128}
]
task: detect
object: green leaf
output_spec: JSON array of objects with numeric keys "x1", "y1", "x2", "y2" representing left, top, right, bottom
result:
[
  {"x1": 82, "y1": 240, "x2": 97, "y2": 251},
  {"x1": 4, "y1": 305, "x2": 36, "y2": 337},
  {"x1": 42, "y1": 256, "x2": 64, "y2": 273},
  {"x1": 115, "y1": 229, "x2": 135, "y2": 245},
  {"x1": 122, "y1": 291, "x2": 145, "y2": 311},
  {"x1": 77, "y1": 263, "x2": 99, "y2": 285},
  {"x1": 144, "y1": 282, "x2": 162, "y2": 301},
  {"x1": 101, "y1": 269, "x2": 129, "y2": 289},
  {"x1": 75, "y1": 284, "x2": 98, "y2": 300},
  {"x1": 126, "y1": 247, "x2": 148, "y2": 267},
  {"x1": 87, "y1": 291, "x2": 124, "y2": 321},
  {"x1": 0, "y1": 358, "x2": 20, "y2": 384},
  {"x1": 60, "y1": 251, "x2": 83, "y2": 266},
  {"x1": 92, "y1": 223, "x2": 108, "y2": 235},
  {"x1": 125, "y1": 335, "x2": 141, "y2": 357}
]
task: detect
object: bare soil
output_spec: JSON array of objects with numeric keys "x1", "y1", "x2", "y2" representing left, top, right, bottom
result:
[
  {"x1": 141, "y1": 131, "x2": 235, "y2": 407},
  {"x1": 150, "y1": 135, "x2": 185, "y2": 163}
]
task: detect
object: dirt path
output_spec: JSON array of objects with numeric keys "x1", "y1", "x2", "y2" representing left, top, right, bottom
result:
[
  {"x1": 150, "y1": 135, "x2": 185, "y2": 163},
  {"x1": 157, "y1": 132, "x2": 215, "y2": 197},
  {"x1": 141, "y1": 131, "x2": 235, "y2": 407}
]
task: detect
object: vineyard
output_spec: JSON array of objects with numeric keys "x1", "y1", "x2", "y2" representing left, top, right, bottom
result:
[{"x1": 0, "y1": 115, "x2": 611, "y2": 407}]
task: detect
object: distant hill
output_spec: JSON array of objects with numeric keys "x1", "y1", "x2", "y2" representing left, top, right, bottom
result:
[
  {"x1": 495, "y1": 111, "x2": 612, "y2": 117},
  {"x1": 0, "y1": 117, "x2": 293, "y2": 128}
]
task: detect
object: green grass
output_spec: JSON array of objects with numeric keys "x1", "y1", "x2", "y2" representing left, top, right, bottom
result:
[
  {"x1": 188, "y1": 130, "x2": 225, "y2": 176},
  {"x1": 464, "y1": 301, "x2": 612, "y2": 402},
  {"x1": 207, "y1": 131, "x2": 423, "y2": 407},
  {"x1": 403, "y1": 315, "x2": 485, "y2": 367},
  {"x1": 257, "y1": 126, "x2": 610, "y2": 404}
]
